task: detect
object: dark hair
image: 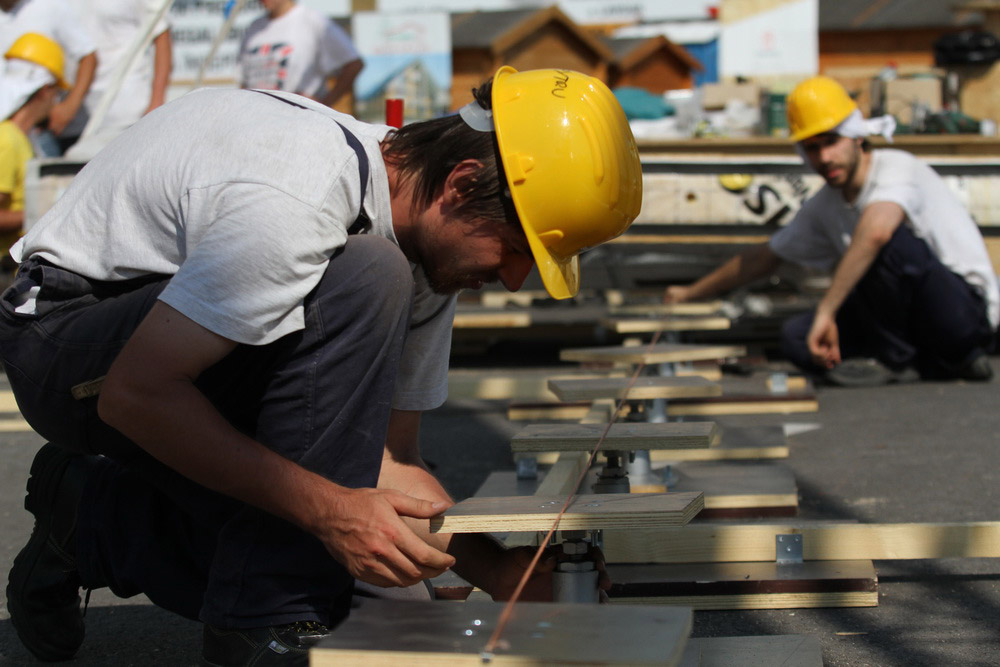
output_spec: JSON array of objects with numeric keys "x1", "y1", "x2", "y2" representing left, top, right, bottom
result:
[{"x1": 380, "y1": 80, "x2": 517, "y2": 226}]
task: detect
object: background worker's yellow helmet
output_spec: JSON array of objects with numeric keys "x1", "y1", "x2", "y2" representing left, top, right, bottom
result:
[
  {"x1": 491, "y1": 67, "x2": 642, "y2": 299},
  {"x1": 786, "y1": 75, "x2": 857, "y2": 142},
  {"x1": 4, "y1": 32, "x2": 69, "y2": 90}
]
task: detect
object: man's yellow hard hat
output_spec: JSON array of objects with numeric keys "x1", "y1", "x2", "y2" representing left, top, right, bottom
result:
[
  {"x1": 786, "y1": 75, "x2": 857, "y2": 142},
  {"x1": 491, "y1": 67, "x2": 642, "y2": 299},
  {"x1": 4, "y1": 32, "x2": 69, "y2": 90}
]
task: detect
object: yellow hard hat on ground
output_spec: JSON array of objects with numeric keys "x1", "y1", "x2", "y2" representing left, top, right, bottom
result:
[
  {"x1": 786, "y1": 75, "x2": 856, "y2": 142},
  {"x1": 491, "y1": 67, "x2": 642, "y2": 299},
  {"x1": 4, "y1": 32, "x2": 69, "y2": 90}
]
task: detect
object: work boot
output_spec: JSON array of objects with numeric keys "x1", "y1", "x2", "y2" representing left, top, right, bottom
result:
[
  {"x1": 202, "y1": 621, "x2": 331, "y2": 666},
  {"x1": 957, "y1": 353, "x2": 993, "y2": 382},
  {"x1": 824, "y1": 358, "x2": 918, "y2": 387},
  {"x1": 7, "y1": 443, "x2": 103, "y2": 661}
]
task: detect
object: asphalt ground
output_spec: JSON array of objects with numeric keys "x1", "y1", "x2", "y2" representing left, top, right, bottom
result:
[{"x1": 1, "y1": 353, "x2": 998, "y2": 665}]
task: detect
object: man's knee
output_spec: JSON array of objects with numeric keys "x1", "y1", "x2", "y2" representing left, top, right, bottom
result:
[{"x1": 319, "y1": 235, "x2": 414, "y2": 310}]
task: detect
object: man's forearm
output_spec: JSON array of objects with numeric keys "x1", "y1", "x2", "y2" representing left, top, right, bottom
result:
[{"x1": 686, "y1": 243, "x2": 781, "y2": 300}]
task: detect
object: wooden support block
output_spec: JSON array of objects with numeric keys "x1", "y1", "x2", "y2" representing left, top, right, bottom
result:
[
  {"x1": 602, "y1": 316, "x2": 732, "y2": 334},
  {"x1": 609, "y1": 560, "x2": 878, "y2": 610},
  {"x1": 479, "y1": 290, "x2": 549, "y2": 308},
  {"x1": 603, "y1": 521, "x2": 1000, "y2": 564},
  {"x1": 311, "y1": 599, "x2": 693, "y2": 666},
  {"x1": 683, "y1": 635, "x2": 823, "y2": 667},
  {"x1": 452, "y1": 309, "x2": 531, "y2": 329},
  {"x1": 665, "y1": 461, "x2": 799, "y2": 518},
  {"x1": 510, "y1": 422, "x2": 719, "y2": 453},
  {"x1": 430, "y1": 492, "x2": 704, "y2": 534},
  {"x1": 548, "y1": 376, "x2": 721, "y2": 402},
  {"x1": 610, "y1": 301, "x2": 725, "y2": 317},
  {"x1": 560, "y1": 342, "x2": 747, "y2": 366}
]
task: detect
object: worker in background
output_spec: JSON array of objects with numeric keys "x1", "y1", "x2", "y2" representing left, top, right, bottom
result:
[
  {"x1": 1, "y1": 68, "x2": 639, "y2": 666},
  {"x1": 0, "y1": 33, "x2": 66, "y2": 270},
  {"x1": 239, "y1": 0, "x2": 363, "y2": 111},
  {"x1": 0, "y1": 0, "x2": 97, "y2": 154},
  {"x1": 665, "y1": 75, "x2": 998, "y2": 387},
  {"x1": 60, "y1": 0, "x2": 173, "y2": 160}
]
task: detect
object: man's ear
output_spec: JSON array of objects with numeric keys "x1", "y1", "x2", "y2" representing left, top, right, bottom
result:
[{"x1": 442, "y1": 159, "x2": 484, "y2": 206}]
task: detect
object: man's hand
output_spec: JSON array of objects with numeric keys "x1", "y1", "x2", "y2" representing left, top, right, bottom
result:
[
  {"x1": 807, "y1": 310, "x2": 841, "y2": 369},
  {"x1": 488, "y1": 545, "x2": 612, "y2": 602},
  {"x1": 47, "y1": 100, "x2": 77, "y2": 135},
  {"x1": 320, "y1": 487, "x2": 456, "y2": 588},
  {"x1": 663, "y1": 285, "x2": 693, "y2": 304}
]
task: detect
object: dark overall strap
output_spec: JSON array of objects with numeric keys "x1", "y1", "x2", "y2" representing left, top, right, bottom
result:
[{"x1": 250, "y1": 90, "x2": 370, "y2": 234}]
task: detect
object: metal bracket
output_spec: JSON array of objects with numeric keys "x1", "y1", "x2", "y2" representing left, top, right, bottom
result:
[
  {"x1": 776, "y1": 533, "x2": 803, "y2": 564},
  {"x1": 515, "y1": 456, "x2": 538, "y2": 480}
]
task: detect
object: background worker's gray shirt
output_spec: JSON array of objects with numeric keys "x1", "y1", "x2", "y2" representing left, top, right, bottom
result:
[
  {"x1": 770, "y1": 149, "x2": 999, "y2": 329},
  {"x1": 13, "y1": 87, "x2": 454, "y2": 411}
]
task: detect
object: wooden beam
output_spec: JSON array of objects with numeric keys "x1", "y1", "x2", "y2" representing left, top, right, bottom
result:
[
  {"x1": 510, "y1": 422, "x2": 719, "y2": 453},
  {"x1": 603, "y1": 522, "x2": 1000, "y2": 563},
  {"x1": 548, "y1": 376, "x2": 722, "y2": 402},
  {"x1": 452, "y1": 310, "x2": 531, "y2": 329},
  {"x1": 608, "y1": 560, "x2": 878, "y2": 610},
  {"x1": 602, "y1": 316, "x2": 732, "y2": 334},
  {"x1": 430, "y1": 492, "x2": 704, "y2": 534},
  {"x1": 610, "y1": 301, "x2": 725, "y2": 316},
  {"x1": 560, "y1": 343, "x2": 747, "y2": 365},
  {"x1": 311, "y1": 599, "x2": 693, "y2": 666},
  {"x1": 507, "y1": 401, "x2": 592, "y2": 421}
]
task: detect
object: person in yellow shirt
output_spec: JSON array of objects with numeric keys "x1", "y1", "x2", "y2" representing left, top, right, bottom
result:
[{"x1": 0, "y1": 33, "x2": 67, "y2": 268}]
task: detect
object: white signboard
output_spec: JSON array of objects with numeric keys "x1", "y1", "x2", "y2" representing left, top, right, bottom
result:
[
  {"x1": 351, "y1": 12, "x2": 451, "y2": 122},
  {"x1": 720, "y1": 0, "x2": 817, "y2": 79},
  {"x1": 373, "y1": 0, "x2": 716, "y2": 22}
]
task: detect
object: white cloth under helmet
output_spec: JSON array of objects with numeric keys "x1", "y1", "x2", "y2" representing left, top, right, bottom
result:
[{"x1": 0, "y1": 58, "x2": 55, "y2": 120}]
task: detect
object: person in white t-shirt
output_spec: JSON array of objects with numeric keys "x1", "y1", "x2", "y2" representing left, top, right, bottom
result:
[
  {"x1": 665, "y1": 76, "x2": 998, "y2": 386},
  {"x1": 60, "y1": 0, "x2": 173, "y2": 158},
  {"x1": 239, "y1": 0, "x2": 362, "y2": 110},
  {"x1": 0, "y1": 68, "x2": 640, "y2": 665},
  {"x1": 0, "y1": 0, "x2": 97, "y2": 150}
]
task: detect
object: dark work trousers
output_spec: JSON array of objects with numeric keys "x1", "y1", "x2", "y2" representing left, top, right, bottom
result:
[
  {"x1": 780, "y1": 224, "x2": 994, "y2": 378},
  {"x1": 0, "y1": 235, "x2": 415, "y2": 629}
]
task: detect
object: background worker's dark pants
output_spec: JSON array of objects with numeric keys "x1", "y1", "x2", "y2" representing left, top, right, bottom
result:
[
  {"x1": 0, "y1": 235, "x2": 415, "y2": 629},
  {"x1": 780, "y1": 225, "x2": 994, "y2": 378}
]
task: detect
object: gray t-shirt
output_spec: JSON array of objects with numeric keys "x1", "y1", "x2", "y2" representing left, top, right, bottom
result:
[
  {"x1": 770, "y1": 149, "x2": 999, "y2": 329},
  {"x1": 12, "y1": 87, "x2": 455, "y2": 410}
]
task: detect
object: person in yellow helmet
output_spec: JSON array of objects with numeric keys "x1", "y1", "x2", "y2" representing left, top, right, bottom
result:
[
  {"x1": 665, "y1": 75, "x2": 996, "y2": 387},
  {"x1": 0, "y1": 68, "x2": 639, "y2": 665},
  {"x1": 0, "y1": 33, "x2": 67, "y2": 272}
]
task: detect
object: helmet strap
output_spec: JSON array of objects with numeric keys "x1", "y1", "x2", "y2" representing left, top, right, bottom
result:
[{"x1": 458, "y1": 101, "x2": 494, "y2": 133}]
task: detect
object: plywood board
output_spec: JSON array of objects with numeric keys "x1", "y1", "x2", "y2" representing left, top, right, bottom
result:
[
  {"x1": 685, "y1": 635, "x2": 823, "y2": 667},
  {"x1": 548, "y1": 376, "x2": 722, "y2": 402},
  {"x1": 610, "y1": 301, "x2": 725, "y2": 316},
  {"x1": 430, "y1": 492, "x2": 704, "y2": 534},
  {"x1": 663, "y1": 376, "x2": 818, "y2": 416},
  {"x1": 667, "y1": 461, "x2": 799, "y2": 512},
  {"x1": 507, "y1": 401, "x2": 592, "y2": 421},
  {"x1": 651, "y1": 425, "x2": 789, "y2": 461},
  {"x1": 603, "y1": 521, "x2": 1000, "y2": 564},
  {"x1": 311, "y1": 599, "x2": 693, "y2": 666},
  {"x1": 448, "y1": 368, "x2": 622, "y2": 401},
  {"x1": 602, "y1": 316, "x2": 732, "y2": 334},
  {"x1": 510, "y1": 422, "x2": 719, "y2": 453},
  {"x1": 560, "y1": 342, "x2": 747, "y2": 365}
]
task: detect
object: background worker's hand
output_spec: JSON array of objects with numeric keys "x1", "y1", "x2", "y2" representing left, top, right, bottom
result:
[
  {"x1": 47, "y1": 100, "x2": 77, "y2": 136},
  {"x1": 663, "y1": 285, "x2": 693, "y2": 304},
  {"x1": 320, "y1": 487, "x2": 455, "y2": 588},
  {"x1": 807, "y1": 310, "x2": 841, "y2": 369}
]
